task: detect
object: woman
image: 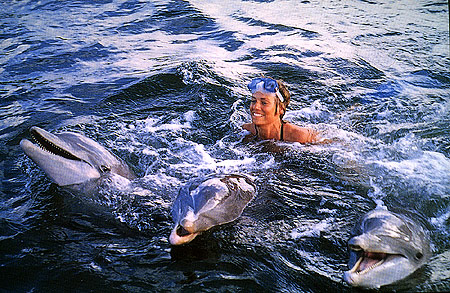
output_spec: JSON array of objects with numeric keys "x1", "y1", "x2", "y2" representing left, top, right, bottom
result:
[{"x1": 242, "y1": 77, "x2": 318, "y2": 143}]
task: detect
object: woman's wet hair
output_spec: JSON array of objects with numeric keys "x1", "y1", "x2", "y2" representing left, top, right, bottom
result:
[{"x1": 275, "y1": 79, "x2": 290, "y2": 119}]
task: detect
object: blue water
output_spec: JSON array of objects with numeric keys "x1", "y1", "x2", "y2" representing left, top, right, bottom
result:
[{"x1": 1, "y1": 0, "x2": 449, "y2": 291}]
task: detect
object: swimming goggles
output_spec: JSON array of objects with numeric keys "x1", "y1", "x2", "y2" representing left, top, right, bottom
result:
[{"x1": 247, "y1": 77, "x2": 284, "y2": 102}]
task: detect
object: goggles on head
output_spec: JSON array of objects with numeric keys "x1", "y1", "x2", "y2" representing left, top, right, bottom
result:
[{"x1": 247, "y1": 77, "x2": 284, "y2": 103}]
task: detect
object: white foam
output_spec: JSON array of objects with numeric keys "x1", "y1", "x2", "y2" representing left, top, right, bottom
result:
[
  {"x1": 290, "y1": 219, "x2": 331, "y2": 239},
  {"x1": 366, "y1": 178, "x2": 388, "y2": 208},
  {"x1": 89, "y1": 262, "x2": 102, "y2": 272},
  {"x1": 326, "y1": 130, "x2": 450, "y2": 201},
  {"x1": 285, "y1": 100, "x2": 330, "y2": 121},
  {"x1": 216, "y1": 157, "x2": 256, "y2": 168},
  {"x1": 229, "y1": 99, "x2": 251, "y2": 130},
  {"x1": 142, "y1": 172, "x2": 181, "y2": 190},
  {"x1": 371, "y1": 150, "x2": 450, "y2": 196},
  {"x1": 143, "y1": 117, "x2": 191, "y2": 132},
  {"x1": 184, "y1": 110, "x2": 196, "y2": 122},
  {"x1": 430, "y1": 208, "x2": 450, "y2": 229},
  {"x1": 317, "y1": 208, "x2": 336, "y2": 215},
  {"x1": 142, "y1": 148, "x2": 158, "y2": 156},
  {"x1": 194, "y1": 143, "x2": 216, "y2": 165},
  {"x1": 139, "y1": 112, "x2": 195, "y2": 134},
  {"x1": 380, "y1": 151, "x2": 450, "y2": 178},
  {"x1": 170, "y1": 151, "x2": 258, "y2": 174},
  {"x1": 107, "y1": 173, "x2": 133, "y2": 192}
]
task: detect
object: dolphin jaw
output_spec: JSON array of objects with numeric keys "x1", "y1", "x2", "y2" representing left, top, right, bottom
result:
[
  {"x1": 344, "y1": 248, "x2": 409, "y2": 288},
  {"x1": 20, "y1": 127, "x2": 102, "y2": 186},
  {"x1": 29, "y1": 127, "x2": 84, "y2": 162},
  {"x1": 169, "y1": 224, "x2": 200, "y2": 245},
  {"x1": 348, "y1": 250, "x2": 389, "y2": 275}
]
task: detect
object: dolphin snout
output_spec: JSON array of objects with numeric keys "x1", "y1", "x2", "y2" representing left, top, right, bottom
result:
[
  {"x1": 180, "y1": 219, "x2": 196, "y2": 233},
  {"x1": 348, "y1": 236, "x2": 366, "y2": 251},
  {"x1": 169, "y1": 225, "x2": 199, "y2": 245}
]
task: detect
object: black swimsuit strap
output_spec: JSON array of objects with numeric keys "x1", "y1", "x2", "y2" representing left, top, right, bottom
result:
[{"x1": 254, "y1": 121, "x2": 285, "y2": 141}]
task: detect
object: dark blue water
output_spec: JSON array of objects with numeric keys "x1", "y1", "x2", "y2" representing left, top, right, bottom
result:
[{"x1": 1, "y1": 0, "x2": 449, "y2": 291}]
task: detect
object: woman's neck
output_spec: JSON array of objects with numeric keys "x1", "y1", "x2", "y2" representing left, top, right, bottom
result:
[{"x1": 255, "y1": 120, "x2": 282, "y2": 140}]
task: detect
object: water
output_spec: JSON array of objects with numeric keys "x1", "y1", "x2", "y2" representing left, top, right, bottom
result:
[{"x1": 1, "y1": 0, "x2": 449, "y2": 291}]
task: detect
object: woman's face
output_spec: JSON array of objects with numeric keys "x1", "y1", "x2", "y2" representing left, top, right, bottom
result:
[{"x1": 250, "y1": 91, "x2": 281, "y2": 126}]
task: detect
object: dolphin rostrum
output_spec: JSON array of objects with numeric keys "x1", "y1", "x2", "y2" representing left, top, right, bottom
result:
[
  {"x1": 344, "y1": 208, "x2": 431, "y2": 288},
  {"x1": 169, "y1": 174, "x2": 256, "y2": 245},
  {"x1": 20, "y1": 126, "x2": 135, "y2": 187}
]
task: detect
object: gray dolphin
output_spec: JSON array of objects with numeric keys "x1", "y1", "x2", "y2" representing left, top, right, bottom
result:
[
  {"x1": 344, "y1": 208, "x2": 431, "y2": 288},
  {"x1": 20, "y1": 126, "x2": 135, "y2": 187},
  {"x1": 169, "y1": 174, "x2": 256, "y2": 245}
]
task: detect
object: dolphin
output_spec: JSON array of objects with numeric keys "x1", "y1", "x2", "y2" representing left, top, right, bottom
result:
[
  {"x1": 169, "y1": 174, "x2": 256, "y2": 245},
  {"x1": 344, "y1": 208, "x2": 431, "y2": 288},
  {"x1": 20, "y1": 126, "x2": 135, "y2": 187}
]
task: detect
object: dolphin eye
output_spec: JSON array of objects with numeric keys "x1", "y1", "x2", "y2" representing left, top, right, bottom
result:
[
  {"x1": 415, "y1": 252, "x2": 423, "y2": 260},
  {"x1": 100, "y1": 165, "x2": 111, "y2": 173}
]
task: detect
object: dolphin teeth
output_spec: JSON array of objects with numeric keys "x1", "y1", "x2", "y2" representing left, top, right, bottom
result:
[
  {"x1": 352, "y1": 252, "x2": 387, "y2": 275},
  {"x1": 350, "y1": 254, "x2": 364, "y2": 273},
  {"x1": 31, "y1": 131, "x2": 82, "y2": 161},
  {"x1": 355, "y1": 258, "x2": 385, "y2": 275}
]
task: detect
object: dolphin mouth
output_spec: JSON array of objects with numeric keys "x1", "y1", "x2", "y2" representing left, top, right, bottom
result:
[
  {"x1": 350, "y1": 251, "x2": 387, "y2": 274},
  {"x1": 169, "y1": 225, "x2": 200, "y2": 245},
  {"x1": 176, "y1": 225, "x2": 192, "y2": 237},
  {"x1": 349, "y1": 248, "x2": 404, "y2": 275},
  {"x1": 30, "y1": 127, "x2": 82, "y2": 161}
]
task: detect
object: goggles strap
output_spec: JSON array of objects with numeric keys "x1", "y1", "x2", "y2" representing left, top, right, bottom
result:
[
  {"x1": 253, "y1": 81, "x2": 284, "y2": 103},
  {"x1": 275, "y1": 89, "x2": 284, "y2": 103}
]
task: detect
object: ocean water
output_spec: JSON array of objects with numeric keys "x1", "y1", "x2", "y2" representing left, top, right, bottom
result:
[{"x1": 1, "y1": 0, "x2": 449, "y2": 291}]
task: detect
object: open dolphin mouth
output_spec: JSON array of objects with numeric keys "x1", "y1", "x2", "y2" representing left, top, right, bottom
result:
[
  {"x1": 348, "y1": 246, "x2": 405, "y2": 275},
  {"x1": 349, "y1": 251, "x2": 388, "y2": 274},
  {"x1": 29, "y1": 127, "x2": 82, "y2": 161},
  {"x1": 169, "y1": 224, "x2": 200, "y2": 245},
  {"x1": 176, "y1": 225, "x2": 192, "y2": 237}
]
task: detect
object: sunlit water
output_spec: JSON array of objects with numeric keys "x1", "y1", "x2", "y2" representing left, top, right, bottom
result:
[{"x1": 1, "y1": 0, "x2": 449, "y2": 291}]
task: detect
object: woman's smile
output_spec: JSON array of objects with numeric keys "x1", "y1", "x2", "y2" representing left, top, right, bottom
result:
[{"x1": 251, "y1": 112, "x2": 264, "y2": 118}]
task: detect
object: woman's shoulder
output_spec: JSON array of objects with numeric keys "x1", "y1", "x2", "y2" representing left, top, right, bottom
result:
[{"x1": 283, "y1": 122, "x2": 318, "y2": 143}]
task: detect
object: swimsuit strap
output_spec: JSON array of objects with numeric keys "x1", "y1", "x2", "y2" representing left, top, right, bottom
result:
[
  {"x1": 254, "y1": 121, "x2": 285, "y2": 141},
  {"x1": 280, "y1": 120, "x2": 285, "y2": 141}
]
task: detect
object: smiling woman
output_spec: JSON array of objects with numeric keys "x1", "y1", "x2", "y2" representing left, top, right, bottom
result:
[{"x1": 242, "y1": 77, "x2": 318, "y2": 143}]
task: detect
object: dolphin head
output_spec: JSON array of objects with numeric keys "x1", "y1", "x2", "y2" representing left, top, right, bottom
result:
[
  {"x1": 169, "y1": 175, "x2": 256, "y2": 245},
  {"x1": 344, "y1": 209, "x2": 431, "y2": 288},
  {"x1": 20, "y1": 126, "x2": 135, "y2": 187}
]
